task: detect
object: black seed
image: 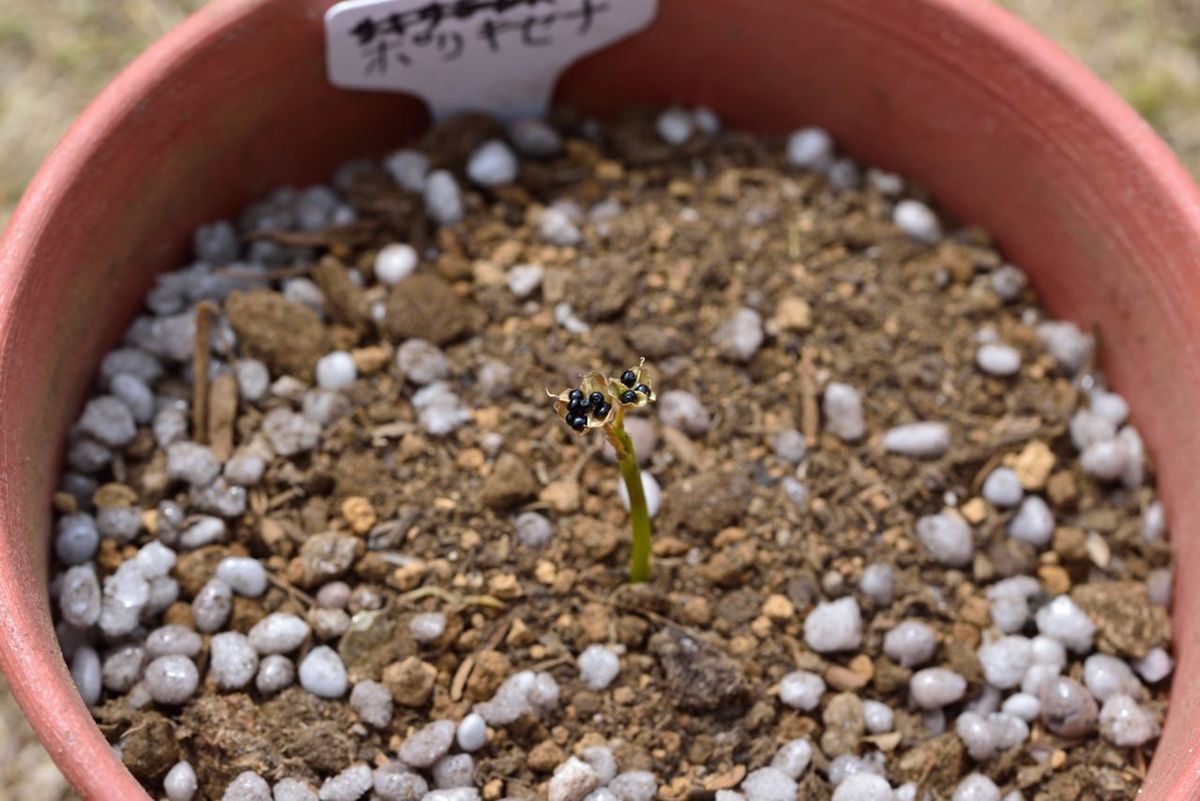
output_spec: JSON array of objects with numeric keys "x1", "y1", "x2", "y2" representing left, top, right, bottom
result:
[
  {"x1": 588, "y1": 392, "x2": 605, "y2": 407},
  {"x1": 593, "y1": 402, "x2": 611, "y2": 418},
  {"x1": 621, "y1": 390, "x2": 638, "y2": 404},
  {"x1": 568, "y1": 388, "x2": 584, "y2": 401},
  {"x1": 621, "y1": 370, "x2": 637, "y2": 387},
  {"x1": 569, "y1": 415, "x2": 588, "y2": 431},
  {"x1": 636, "y1": 383, "x2": 651, "y2": 395},
  {"x1": 568, "y1": 397, "x2": 589, "y2": 414}
]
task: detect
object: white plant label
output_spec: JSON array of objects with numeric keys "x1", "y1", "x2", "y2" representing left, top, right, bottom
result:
[{"x1": 325, "y1": 0, "x2": 658, "y2": 121}]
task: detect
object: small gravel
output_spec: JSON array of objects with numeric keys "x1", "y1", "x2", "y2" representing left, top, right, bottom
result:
[
  {"x1": 144, "y1": 655, "x2": 199, "y2": 704},
  {"x1": 778, "y1": 670, "x2": 825, "y2": 711},
  {"x1": 297, "y1": 646, "x2": 348, "y2": 698},
  {"x1": 398, "y1": 720, "x2": 456, "y2": 769},
  {"x1": 882, "y1": 422, "x2": 951, "y2": 457},
  {"x1": 803, "y1": 597, "x2": 862, "y2": 653},
  {"x1": 578, "y1": 644, "x2": 621, "y2": 690}
]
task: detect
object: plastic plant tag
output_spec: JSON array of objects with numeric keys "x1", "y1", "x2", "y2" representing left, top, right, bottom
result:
[{"x1": 325, "y1": 0, "x2": 658, "y2": 122}]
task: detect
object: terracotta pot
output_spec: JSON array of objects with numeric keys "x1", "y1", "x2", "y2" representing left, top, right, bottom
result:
[{"x1": 2, "y1": 0, "x2": 1199, "y2": 797}]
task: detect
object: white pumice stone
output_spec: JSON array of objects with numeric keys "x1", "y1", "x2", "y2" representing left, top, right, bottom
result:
[
  {"x1": 894, "y1": 784, "x2": 919, "y2": 801},
  {"x1": 979, "y1": 636, "x2": 1034, "y2": 689},
  {"x1": 1029, "y1": 633, "x2": 1066, "y2": 669},
  {"x1": 467, "y1": 139, "x2": 519, "y2": 187},
  {"x1": 78, "y1": 395, "x2": 138, "y2": 447},
  {"x1": 318, "y1": 763, "x2": 372, "y2": 801},
  {"x1": 976, "y1": 343, "x2": 1022, "y2": 376},
  {"x1": 282, "y1": 277, "x2": 325, "y2": 313},
  {"x1": 862, "y1": 700, "x2": 895, "y2": 733},
  {"x1": 578, "y1": 746, "x2": 618, "y2": 784},
  {"x1": 315, "y1": 351, "x2": 357, "y2": 390},
  {"x1": 658, "y1": 390, "x2": 712, "y2": 437},
  {"x1": 991, "y1": 594, "x2": 1031, "y2": 632},
  {"x1": 1099, "y1": 694, "x2": 1158, "y2": 746},
  {"x1": 222, "y1": 771, "x2": 271, "y2": 801},
  {"x1": 804, "y1": 597, "x2": 863, "y2": 653},
  {"x1": 145, "y1": 655, "x2": 199, "y2": 704},
  {"x1": 656, "y1": 107, "x2": 694, "y2": 145},
  {"x1": 153, "y1": 406, "x2": 189, "y2": 449},
  {"x1": 770, "y1": 429, "x2": 807, "y2": 464},
  {"x1": 422, "y1": 790, "x2": 480, "y2": 801},
  {"x1": 716, "y1": 793, "x2": 747, "y2": 801},
  {"x1": 102, "y1": 644, "x2": 145, "y2": 692},
  {"x1": 892, "y1": 199, "x2": 941, "y2": 244},
  {"x1": 740, "y1": 767, "x2": 798, "y2": 801},
  {"x1": 71, "y1": 646, "x2": 102, "y2": 706},
  {"x1": 262, "y1": 407, "x2": 322, "y2": 456},
  {"x1": 146, "y1": 625, "x2": 203, "y2": 659},
  {"x1": 424, "y1": 170, "x2": 463, "y2": 226},
  {"x1": 55, "y1": 513, "x2": 99, "y2": 565},
  {"x1": 411, "y1": 382, "x2": 472, "y2": 436},
  {"x1": 375, "y1": 243, "x2": 418, "y2": 286},
  {"x1": 828, "y1": 158, "x2": 862, "y2": 191},
  {"x1": 60, "y1": 565, "x2": 102, "y2": 627},
  {"x1": 398, "y1": 719, "x2": 456, "y2": 768},
  {"x1": 210, "y1": 631, "x2": 259, "y2": 690},
  {"x1": 578, "y1": 644, "x2": 621, "y2": 690},
  {"x1": 477, "y1": 359, "x2": 513, "y2": 400},
  {"x1": 990, "y1": 264, "x2": 1027, "y2": 301},
  {"x1": 193, "y1": 578, "x2": 233, "y2": 633},
  {"x1": 102, "y1": 348, "x2": 163, "y2": 385},
  {"x1": 395, "y1": 339, "x2": 449, "y2": 385},
  {"x1": 430, "y1": 754, "x2": 474, "y2": 788},
  {"x1": 883, "y1": 422, "x2": 951, "y2": 457},
  {"x1": 215, "y1": 556, "x2": 268, "y2": 597},
  {"x1": 350, "y1": 680, "x2": 393, "y2": 728},
  {"x1": 1083, "y1": 654, "x2": 1143, "y2": 702},
  {"x1": 134, "y1": 540, "x2": 176, "y2": 579},
  {"x1": 1069, "y1": 409, "x2": 1117, "y2": 451},
  {"x1": 910, "y1": 668, "x2": 967, "y2": 709},
  {"x1": 409, "y1": 611, "x2": 447, "y2": 643},
  {"x1": 99, "y1": 559, "x2": 150, "y2": 637},
  {"x1": 1002, "y1": 692, "x2": 1041, "y2": 722},
  {"x1": 509, "y1": 117, "x2": 562, "y2": 157},
  {"x1": 831, "y1": 773, "x2": 892, "y2": 801},
  {"x1": 309, "y1": 608, "x2": 351, "y2": 640},
  {"x1": 952, "y1": 773, "x2": 1000, "y2": 801},
  {"x1": 224, "y1": 450, "x2": 266, "y2": 486},
  {"x1": 916, "y1": 512, "x2": 973, "y2": 566},
  {"x1": 827, "y1": 754, "x2": 871, "y2": 785},
  {"x1": 384, "y1": 148, "x2": 429, "y2": 191},
  {"x1": 1134, "y1": 647, "x2": 1173, "y2": 683},
  {"x1": 859, "y1": 563, "x2": 894, "y2": 604},
  {"x1": 372, "y1": 763, "x2": 428, "y2": 801},
  {"x1": 96, "y1": 505, "x2": 142, "y2": 543},
  {"x1": 513, "y1": 510, "x2": 554, "y2": 546},
  {"x1": 713, "y1": 307, "x2": 765, "y2": 362},
  {"x1": 954, "y1": 712, "x2": 997, "y2": 760},
  {"x1": 823, "y1": 382, "x2": 866, "y2": 442},
  {"x1": 785, "y1": 127, "x2": 834, "y2": 171},
  {"x1": 1117, "y1": 425, "x2": 1146, "y2": 488},
  {"x1": 1039, "y1": 676, "x2": 1098, "y2": 737},
  {"x1": 1036, "y1": 321, "x2": 1093, "y2": 374},
  {"x1": 298, "y1": 646, "x2": 348, "y2": 698},
  {"x1": 883, "y1": 621, "x2": 938, "y2": 668},
  {"x1": 538, "y1": 206, "x2": 582, "y2": 246},
  {"x1": 273, "y1": 778, "x2": 319, "y2": 801},
  {"x1": 507, "y1": 263, "x2": 544, "y2": 299},
  {"x1": 243, "y1": 609, "x2": 307, "y2": 652},
  {"x1": 456, "y1": 712, "x2": 487, "y2": 752},
  {"x1": 1089, "y1": 389, "x2": 1130, "y2": 425},
  {"x1": 981, "y1": 467, "x2": 1024, "y2": 508},
  {"x1": 770, "y1": 739, "x2": 812, "y2": 779},
  {"x1": 167, "y1": 441, "x2": 221, "y2": 487},
  {"x1": 255, "y1": 654, "x2": 295, "y2": 695},
  {"x1": 111, "y1": 373, "x2": 156, "y2": 424},
  {"x1": 164, "y1": 761, "x2": 198, "y2": 801},
  {"x1": 989, "y1": 711, "x2": 1030, "y2": 749},
  {"x1": 1021, "y1": 663, "x2": 1062, "y2": 696},
  {"x1": 234, "y1": 358, "x2": 270, "y2": 401},
  {"x1": 1142, "y1": 501, "x2": 1166, "y2": 543},
  {"x1": 778, "y1": 670, "x2": 826, "y2": 710},
  {"x1": 616, "y1": 471, "x2": 661, "y2": 518},
  {"x1": 67, "y1": 436, "x2": 112, "y2": 474},
  {"x1": 692, "y1": 105, "x2": 721, "y2": 134},
  {"x1": 1035, "y1": 596, "x2": 1096, "y2": 653},
  {"x1": 179, "y1": 515, "x2": 227, "y2": 550}
]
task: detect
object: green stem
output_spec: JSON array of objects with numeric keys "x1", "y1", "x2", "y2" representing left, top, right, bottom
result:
[{"x1": 611, "y1": 420, "x2": 652, "y2": 583}]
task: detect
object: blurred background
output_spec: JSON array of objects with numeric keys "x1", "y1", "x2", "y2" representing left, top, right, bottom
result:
[{"x1": 0, "y1": 0, "x2": 1197, "y2": 798}]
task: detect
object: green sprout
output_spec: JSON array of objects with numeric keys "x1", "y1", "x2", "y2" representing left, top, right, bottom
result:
[{"x1": 550, "y1": 359, "x2": 657, "y2": 583}]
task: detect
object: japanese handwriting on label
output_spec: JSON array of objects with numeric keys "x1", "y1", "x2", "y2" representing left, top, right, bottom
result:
[{"x1": 325, "y1": 0, "x2": 657, "y2": 121}]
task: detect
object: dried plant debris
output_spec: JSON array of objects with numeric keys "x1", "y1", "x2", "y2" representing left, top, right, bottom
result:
[{"x1": 52, "y1": 106, "x2": 1171, "y2": 801}]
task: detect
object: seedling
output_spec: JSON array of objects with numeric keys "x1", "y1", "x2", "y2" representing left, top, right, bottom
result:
[{"x1": 550, "y1": 359, "x2": 657, "y2": 582}]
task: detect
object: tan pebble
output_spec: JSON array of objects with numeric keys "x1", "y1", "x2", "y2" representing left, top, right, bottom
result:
[
  {"x1": 472, "y1": 260, "x2": 505, "y2": 286},
  {"x1": 382, "y1": 657, "x2": 437, "y2": 707},
  {"x1": 773, "y1": 296, "x2": 813, "y2": 332},
  {"x1": 529, "y1": 644, "x2": 547, "y2": 660},
  {"x1": 93, "y1": 482, "x2": 138, "y2": 509},
  {"x1": 1045, "y1": 469, "x2": 1077, "y2": 508},
  {"x1": 960, "y1": 497, "x2": 988, "y2": 524},
  {"x1": 729, "y1": 634, "x2": 758, "y2": 655},
  {"x1": 527, "y1": 740, "x2": 565, "y2": 773},
  {"x1": 457, "y1": 448, "x2": 486, "y2": 470},
  {"x1": 679, "y1": 596, "x2": 712, "y2": 626},
  {"x1": 539, "y1": 479, "x2": 580, "y2": 513},
  {"x1": 474, "y1": 407, "x2": 502, "y2": 430},
  {"x1": 460, "y1": 530, "x2": 482, "y2": 551},
  {"x1": 466, "y1": 650, "x2": 511, "y2": 701},
  {"x1": 1008, "y1": 440, "x2": 1055, "y2": 490},
  {"x1": 1085, "y1": 532, "x2": 1111, "y2": 568},
  {"x1": 534, "y1": 560, "x2": 558, "y2": 584},
  {"x1": 52, "y1": 492, "x2": 78, "y2": 515},
  {"x1": 162, "y1": 602, "x2": 194, "y2": 629},
  {"x1": 350, "y1": 345, "x2": 392, "y2": 374},
  {"x1": 433, "y1": 497, "x2": 457, "y2": 511},
  {"x1": 702, "y1": 764, "x2": 746, "y2": 791},
  {"x1": 762, "y1": 594, "x2": 795, "y2": 622},
  {"x1": 482, "y1": 779, "x2": 504, "y2": 800},
  {"x1": 1038, "y1": 565, "x2": 1072, "y2": 595},
  {"x1": 612, "y1": 687, "x2": 636, "y2": 705},
  {"x1": 713, "y1": 527, "x2": 748, "y2": 547},
  {"x1": 389, "y1": 561, "x2": 426, "y2": 591},
  {"x1": 961, "y1": 595, "x2": 991, "y2": 627},
  {"x1": 506, "y1": 618, "x2": 536, "y2": 647},
  {"x1": 550, "y1": 568, "x2": 577, "y2": 594},
  {"x1": 826, "y1": 665, "x2": 868, "y2": 692},
  {"x1": 579, "y1": 602, "x2": 611, "y2": 643},
  {"x1": 849, "y1": 653, "x2": 875, "y2": 681},
  {"x1": 1050, "y1": 749, "x2": 1068, "y2": 769},
  {"x1": 864, "y1": 731, "x2": 903, "y2": 751},
  {"x1": 340, "y1": 496, "x2": 377, "y2": 534},
  {"x1": 652, "y1": 536, "x2": 691, "y2": 557},
  {"x1": 750, "y1": 616, "x2": 773, "y2": 639},
  {"x1": 594, "y1": 160, "x2": 624, "y2": 181},
  {"x1": 1052, "y1": 526, "x2": 1087, "y2": 561}
]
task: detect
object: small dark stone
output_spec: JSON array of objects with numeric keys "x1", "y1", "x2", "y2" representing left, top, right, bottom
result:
[
  {"x1": 649, "y1": 627, "x2": 747, "y2": 715},
  {"x1": 620, "y1": 390, "x2": 638, "y2": 404},
  {"x1": 621, "y1": 370, "x2": 637, "y2": 387}
]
